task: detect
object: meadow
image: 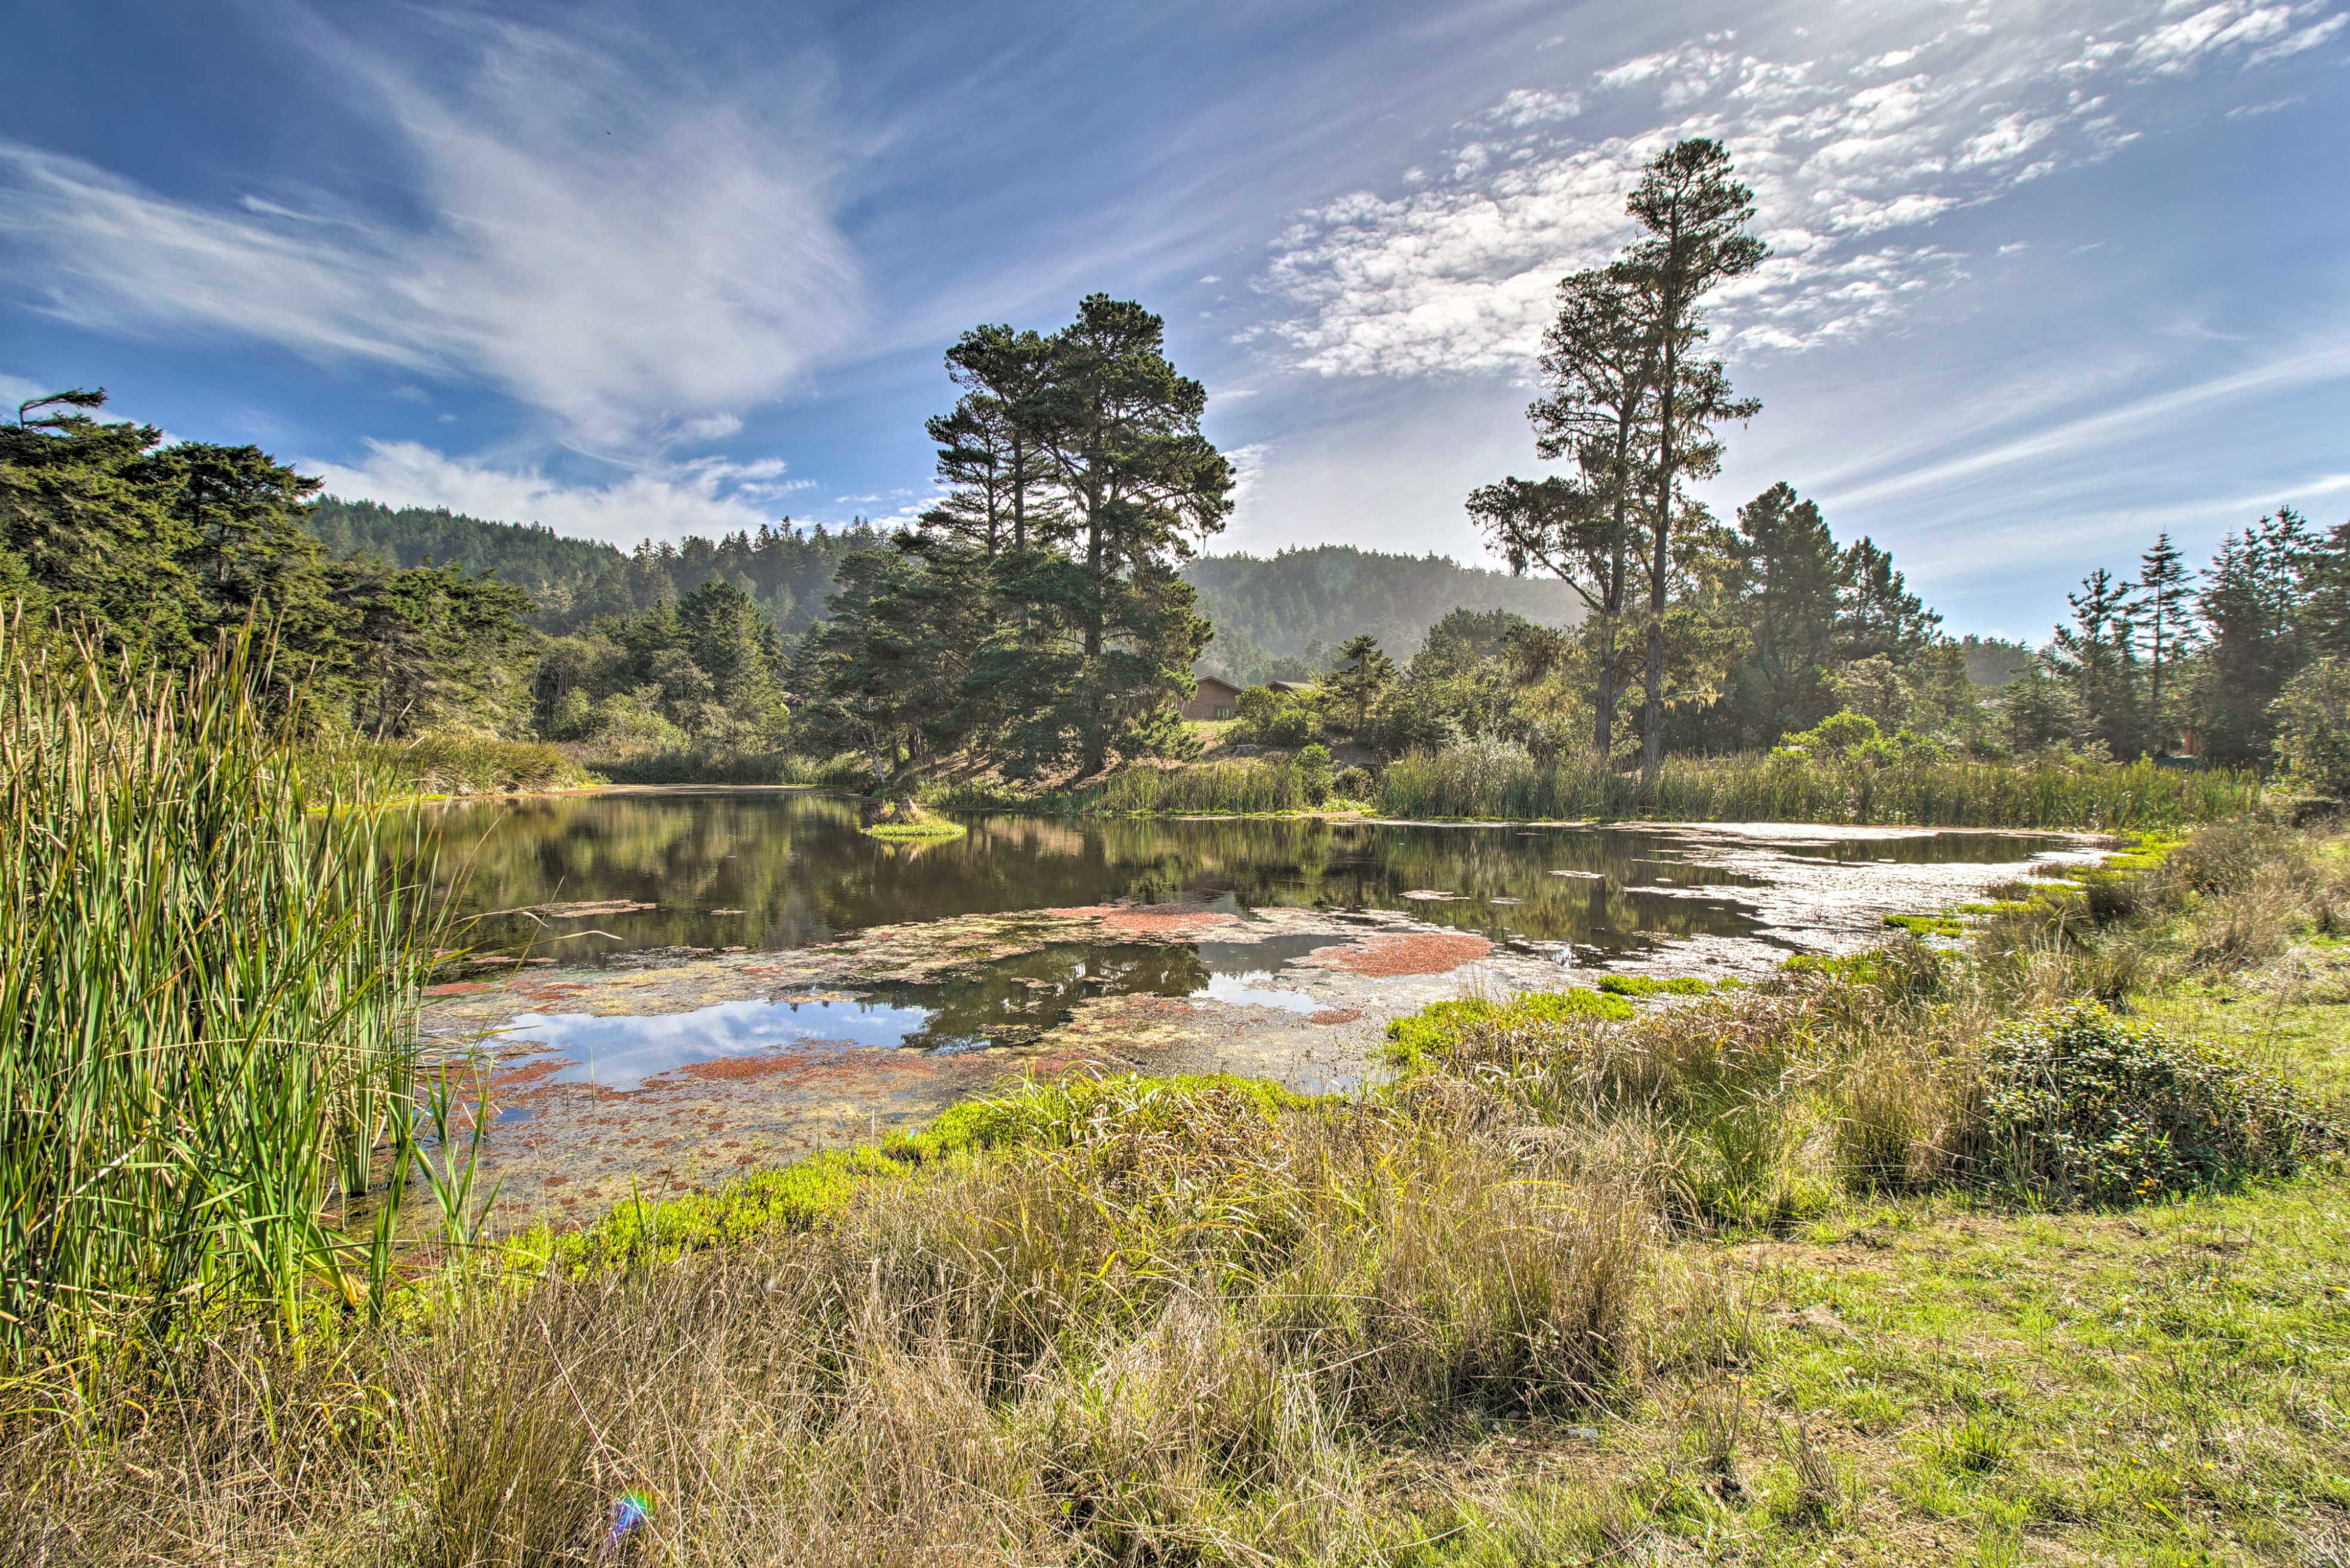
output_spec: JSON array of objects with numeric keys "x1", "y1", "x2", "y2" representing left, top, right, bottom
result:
[{"x1": 2, "y1": 646, "x2": 2343, "y2": 1566}]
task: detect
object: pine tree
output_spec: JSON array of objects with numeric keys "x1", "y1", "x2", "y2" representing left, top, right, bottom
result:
[
  {"x1": 1519, "y1": 263, "x2": 1658, "y2": 755},
  {"x1": 2195, "y1": 509, "x2": 2314, "y2": 766},
  {"x1": 2133, "y1": 532, "x2": 2198, "y2": 756},
  {"x1": 1027, "y1": 295, "x2": 1233, "y2": 775},
  {"x1": 1731, "y1": 482, "x2": 1842, "y2": 744},
  {"x1": 1622, "y1": 140, "x2": 1766, "y2": 782},
  {"x1": 1323, "y1": 633, "x2": 1395, "y2": 735},
  {"x1": 2050, "y1": 568, "x2": 2138, "y2": 758}
]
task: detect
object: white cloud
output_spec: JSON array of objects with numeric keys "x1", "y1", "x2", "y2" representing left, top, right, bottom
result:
[
  {"x1": 1824, "y1": 335, "x2": 2350, "y2": 508},
  {"x1": 1256, "y1": 0, "x2": 2345, "y2": 380},
  {"x1": 2225, "y1": 93, "x2": 2307, "y2": 115},
  {"x1": 305, "y1": 440, "x2": 814, "y2": 545},
  {"x1": 1485, "y1": 88, "x2": 1582, "y2": 127},
  {"x1": 0, "y1": 18, "x2": 865, "y2": 451},
  {"x1": 1223, "y1": 441, "x2": 1272, "y2": 512}
]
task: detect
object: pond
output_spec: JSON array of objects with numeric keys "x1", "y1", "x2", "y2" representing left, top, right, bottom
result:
[
  {"x1": 435, "y1": 787, "x2": 2067, "y2": 963},
  {"x1": 417, "y1": 788, "x2": 2092, "y2": 1226}
]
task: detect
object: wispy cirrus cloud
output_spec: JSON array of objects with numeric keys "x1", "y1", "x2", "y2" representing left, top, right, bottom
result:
[
  {"x1": 0, "y1": 18, "x2": 865, "y2": 452},
  {"x1": 1255, "y1": 0, "x2": 2345, "y2": 379},
  {"x1": 307, "y1": 440, "x2": 818, "y2": 547}
]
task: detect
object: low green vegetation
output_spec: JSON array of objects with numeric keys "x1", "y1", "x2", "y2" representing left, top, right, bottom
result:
[{"x1": 860, "y1": 816, "x2": 969, "y2": 842}]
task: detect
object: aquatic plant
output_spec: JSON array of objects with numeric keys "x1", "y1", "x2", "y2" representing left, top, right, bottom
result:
[{"x1": 0, "y1": 627, "x2": 441, "y2": 1356}]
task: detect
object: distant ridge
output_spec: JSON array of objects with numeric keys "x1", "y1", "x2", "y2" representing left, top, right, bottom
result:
[
  {"x1": 306, "y1": 498, "x2": 1580, "y2": 678},
  {"x1": 1184, "y1": 545, "x2": 1586, "y2": 684}
]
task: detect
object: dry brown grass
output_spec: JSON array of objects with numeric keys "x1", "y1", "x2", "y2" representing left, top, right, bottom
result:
[{"x1": 4, "y1": 1084, "x2": 1677, "y2": 1567}]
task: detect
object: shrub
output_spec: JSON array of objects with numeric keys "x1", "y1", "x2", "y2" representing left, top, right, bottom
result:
[
  {"x1": 1975, "y1": 1002, "x2": 2330, "y2": 1205},
  {"x1": 1332, "y1": 763, "x2": 1375, "y2": 801},
  {"x1": 1296, "y1": 742, "x2": 1334, "y2": 806},
  {"x1": 2275, "y1": 655, "x2": 2350, "y2": 799},
  {"x1": 1233, "y1": 685, "x2": 1318, "y2": 747}
]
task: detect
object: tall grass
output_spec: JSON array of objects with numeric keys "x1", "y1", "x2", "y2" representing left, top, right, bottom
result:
[
  {"x1": 338, "y1": 733, "x2": 590, "y2": 796},
  {"x1": 1373, "y1": 742, "x2": 2261, "y2": 829},
  {"x1": 0, "y1": 629, "x2": 441, "y2": 1356}
]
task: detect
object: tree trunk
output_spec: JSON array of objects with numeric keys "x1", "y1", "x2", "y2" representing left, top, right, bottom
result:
[
  {"x1": 1592, "y1": 618, "x2": 1616, "y2": 755},
  {"x1": 1641, "y1": 611, "x2": 1665, "y2": 781}
]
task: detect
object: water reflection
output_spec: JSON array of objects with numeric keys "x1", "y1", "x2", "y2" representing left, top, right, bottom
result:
[
  {"x1": 493, "y1": 929, "x2": 1341, "y2": 1090},
  {"x1": 430, "y1": 791, "x2": 2067, "y2": 963},
  {"x1": 500, "y1": 995, "x2": 938, "y2": 1089}
]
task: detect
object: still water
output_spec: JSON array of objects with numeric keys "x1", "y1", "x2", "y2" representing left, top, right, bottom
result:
[{"x1": 432, "y1": 787, "x2": 2067, "y2": 966}]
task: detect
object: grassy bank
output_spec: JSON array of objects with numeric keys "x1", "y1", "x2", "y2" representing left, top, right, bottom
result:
[
  {"x1": 0, "y1": 634, "x2": 446, "y2": 1357},
  {"x1": 938, "y1": 747, "x2": 2263, "y2": 829},
  {"x1": 8, "y1": 817, "x2": 2349, "y2": 1563}
]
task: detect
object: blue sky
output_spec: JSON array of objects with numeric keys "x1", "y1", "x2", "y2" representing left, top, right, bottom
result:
[{"x1": 4, "y1": 0, "x2": 2346, "y2": 641}]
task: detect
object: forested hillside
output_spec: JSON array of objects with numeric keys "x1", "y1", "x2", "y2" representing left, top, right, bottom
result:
[
  {"x1": 307, "y1": 498, "x2": 885, "y2": 637},
  {"x1": 1185, "y1": 545, "x2": 1586, "y2": 684},
  {"x1": 310, "y1": 501, "x2": 1580, "y2": 680}
]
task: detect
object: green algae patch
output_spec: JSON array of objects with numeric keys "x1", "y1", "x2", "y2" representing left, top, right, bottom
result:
[
  {"x1": 1882, "y1": 911, "x2": 1968, "y2": 938},
  {"x1": 1594, "y1": 973, "x2": 1723, "y2": 998},
  {"x1": 860, "y1": 816, "x2": 968, "y2": 842},
  {"x1": 1386, "y1": 987, "x2": 1636, "y2": 1071},
  {"x1": 550, "y1": 1072, "x2": 1317, "y2": 1275}
]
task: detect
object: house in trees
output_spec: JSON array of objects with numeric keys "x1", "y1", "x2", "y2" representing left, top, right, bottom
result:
[{"x1": 1182, "y1": 675, "x2": 1242, "y2": 721}]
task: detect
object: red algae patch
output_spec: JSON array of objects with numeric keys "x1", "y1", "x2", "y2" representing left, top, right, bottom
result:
[
  {"x1": 1308, "y1": 1007, "x2": 1365, "y2": 1025},
  {"x1": 1309, "y1": 932, "x2": 1492, "y2": 977},
  {"x1": 423, "y1": 980, "x2": 498, "y2": 996},
  {"x1": 666, "y1": 1051, "x2": 835, "y2": 1085},
  {"x1": 490, "y1": 1058, "x2": 564, "y2": 1092}
]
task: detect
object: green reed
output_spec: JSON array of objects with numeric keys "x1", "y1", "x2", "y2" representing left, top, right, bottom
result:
[
  {"x1": 1373, "y1": 746, "x2": 2261, "y2": 829},
  {"x1": 0, "y1": 627, "x2": 442, "y2": 1357}
]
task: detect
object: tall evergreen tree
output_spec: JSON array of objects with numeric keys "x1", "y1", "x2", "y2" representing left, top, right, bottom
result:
[
  {"x1": 924, "y1": 324, "x2": 1061, "y2": 558},
  {"x1": 2050, "y1": 568, "x2": 2138, "y2": 758},
  {"x1": 1028, "y1": 295, "x2": 1234, "y2": 775},
  {"x1": 1622, "y1": 140, "x2": 1766, "y2": 781},
  {"x1": 2133, "y1": 532, "x2": 2197, "y2": 756},
  {"x1": 1836, "y1": 539, "x2": 1940, "y2": 665},
  {"x1": 1521, "y1": 263, "x2": 1659, "y2": 755},
  {"x1": 1729, "y1": 482, "x2": 1842, "y2": 744},
  {"x1": 2195, "y1": 508, "x2": 2313, "y2": 766},
  {"x1": 1324, "y1": 633, "x2": 1396, "y2": 735}
]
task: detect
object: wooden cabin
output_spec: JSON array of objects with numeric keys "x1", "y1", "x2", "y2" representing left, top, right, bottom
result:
[{"x1": 1182, "y1": 676, "x2": 1242, "y2": 722}]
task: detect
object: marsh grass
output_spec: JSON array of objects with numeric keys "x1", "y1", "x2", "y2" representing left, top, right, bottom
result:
[
  {"x1": 7, "y1": 1077, "x2": 1667, "y2": 1566},
  {"x1": 0, "y1": 627, "x2": 442, "y2": 1357},
  {"x1": 937, "y1": 746, "x2": 2261, "y2": 828},
  {"x1": 1373, "y1": 747, "x2": 2259, "y2": 829}
]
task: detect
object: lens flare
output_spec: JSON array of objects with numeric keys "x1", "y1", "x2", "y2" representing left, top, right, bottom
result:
[{"x1": 608, "y1": 1489, "x2": 654, "y2": 1548}]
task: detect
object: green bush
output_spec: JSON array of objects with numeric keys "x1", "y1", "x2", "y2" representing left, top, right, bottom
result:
[
  {"x1": 1233, "y1": 685, "x2": 1319, "y2": 747},
  {"x1": 1976, "y1": 1002, "x2": 2331, "y2": 1206},
  {"x1": 1296, "y1": 742, "x2": 1334, "y2": 805},
  {"x1": 2274, "y1": 655, "x2": 2350, "y2": 799}
]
